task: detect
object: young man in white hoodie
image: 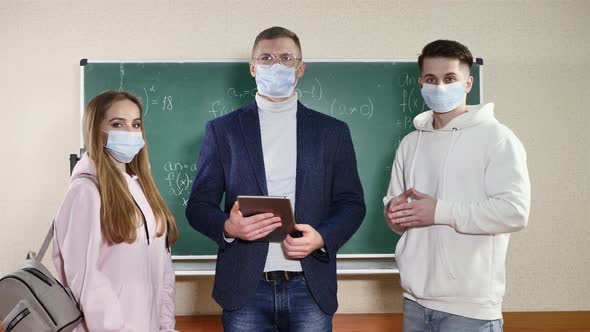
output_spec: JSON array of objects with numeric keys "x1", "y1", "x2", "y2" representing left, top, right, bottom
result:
[{"x1": 383, "y1": 40, "x2": 530, "y2": 331}]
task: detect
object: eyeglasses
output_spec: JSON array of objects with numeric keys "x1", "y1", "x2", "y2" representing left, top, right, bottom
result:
[{"x1": 252, "y1": 53, "x2": 302, "y2": 68}]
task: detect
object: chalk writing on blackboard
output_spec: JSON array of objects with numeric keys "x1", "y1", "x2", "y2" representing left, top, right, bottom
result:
[
  {"x1": 163, "y1": 161, "x2": 197, "y2": 206},
  {"x1": 398, "y1": 72, "x2": 426, "y2": 114},
  {"x1": 142, "y1": 85, "x2": 174, "y2": 117},
  {"x1": 296, "y1": 78, "x2": 323, "y2": 101},
  {"x1": 226, "y1": 87, "x2": 257, "y2": 99},
  {"x1": 209, "y1": 100, "x2": 230, "y2": 118},
  {"x1": 330, "y1": 97, "x2": 374, "y2": 119},
  {"x1": 119, "y1": 64, "x2": 125, "y2": 91}
]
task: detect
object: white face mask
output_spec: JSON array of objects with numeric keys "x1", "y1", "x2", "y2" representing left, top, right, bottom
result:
[
  {"x1": 104, "y1": 131, "x2": 145, "y2": 163},
  {"x1": 420, "y1": 82, "x2": 466, "y2": 113},
  {"x1": 255, "y1": 64, "x2": 297, "y2": 98}
]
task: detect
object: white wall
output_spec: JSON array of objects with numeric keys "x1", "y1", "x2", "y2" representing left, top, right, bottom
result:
[{"x1": 1, "y1": 0, "x2": 588, "y2": 314}]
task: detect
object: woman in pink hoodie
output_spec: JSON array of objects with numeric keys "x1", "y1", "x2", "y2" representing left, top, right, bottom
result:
[{"x1": 52, "y1": 90, "x2": 179, "y2": 331}]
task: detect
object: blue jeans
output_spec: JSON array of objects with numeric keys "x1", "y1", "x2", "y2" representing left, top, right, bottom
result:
[
  {"x1": 403, "y1": 298, "x2": 503, "y2": 332},
  {"x1": 222, "y1": 277, "x2": 333, "y2": 332}
]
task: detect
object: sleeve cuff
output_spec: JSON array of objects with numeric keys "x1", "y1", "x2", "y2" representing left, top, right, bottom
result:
[
  {"x1": 383, "y1": 196, "x2": 394, "y2": 207},
  {"x1": 223, "y1": 232, "x2": 235, "y2": 243},
  {"x1": 315, "y1": 226, "x2": 334, "y2": 260},
  {"x1": 434, "y1": 200, "x2": 454, "y2": 227}
]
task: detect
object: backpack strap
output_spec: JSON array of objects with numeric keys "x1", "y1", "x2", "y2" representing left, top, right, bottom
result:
[
  {"x1": 29, "y1": 222, "x2": 55, "y2": 261},
  {"x1": 29, "y1": 174, "x2": 99, "y2": 261},
  {"x1": 78, "y1": 174, "x2": 98, "y2": 186}
]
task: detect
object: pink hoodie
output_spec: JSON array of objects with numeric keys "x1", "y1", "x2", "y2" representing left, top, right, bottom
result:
[{"x1": 52, "y1": 154, "x2": 177, "y2": 331}]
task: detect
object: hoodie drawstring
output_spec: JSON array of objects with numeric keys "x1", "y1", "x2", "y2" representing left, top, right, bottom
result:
[
  {"x1": 408, "y1": 128, "x2": 458, "y2": 199},
  {"x1": 408, "y1": 130, "x2": 423, "y2": 189},
  {"x1": 440, "y1": 128, "x2": 458, "y2": 199},
  {"x1": 132, "y1": 198, "x2": 150, "y2": 245}
]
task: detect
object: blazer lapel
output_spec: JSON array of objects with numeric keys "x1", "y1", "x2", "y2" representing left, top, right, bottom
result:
[
  {"x1": 295, "y1": 102, "x2": 315, "y2": 220},
  {"x1": 239, "y1": 103, "x2": 268, "y2": 195}
]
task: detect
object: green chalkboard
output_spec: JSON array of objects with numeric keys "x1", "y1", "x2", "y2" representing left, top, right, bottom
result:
[{"x1": 82, "y1": 60, "x2": 481, "y2": 256}]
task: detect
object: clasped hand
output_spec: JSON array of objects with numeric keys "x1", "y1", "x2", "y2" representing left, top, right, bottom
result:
[{"x1": 385, "y1": 188, "x2": 437, "y2": 229}]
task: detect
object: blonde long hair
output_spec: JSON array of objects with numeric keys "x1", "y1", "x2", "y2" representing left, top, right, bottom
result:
[{"x1": 83, "y1": 90, "x2": 178, "y2": 246}]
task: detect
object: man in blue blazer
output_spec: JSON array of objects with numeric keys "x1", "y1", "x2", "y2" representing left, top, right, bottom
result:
[{"x1": 186, "y1": 26, "x2": 365, "y2": 331}]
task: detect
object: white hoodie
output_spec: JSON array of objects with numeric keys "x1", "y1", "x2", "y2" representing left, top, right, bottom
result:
[{"x1": 383, "y1": 103, "x2": 530, "y2": 320}]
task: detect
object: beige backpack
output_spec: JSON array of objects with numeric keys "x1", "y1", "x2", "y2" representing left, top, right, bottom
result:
[{"x1": 0, "y1": 223, "x2": 83, "y2": 331}]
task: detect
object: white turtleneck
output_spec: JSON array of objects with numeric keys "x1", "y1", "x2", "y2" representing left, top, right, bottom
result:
[{"x1": 255, "y1": 93, "x2": 302, "y2": 272}]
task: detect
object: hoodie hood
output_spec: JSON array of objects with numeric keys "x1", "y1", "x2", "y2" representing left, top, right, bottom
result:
[
  {"x1": 407, "y1": 103, "x2": 497, "y2": 197},
  {"x1": 70, "y1": 153, "x2": 97, "y2": 182},
  {"x1": 413, "y1": 103, "x2": 497, "y2": 131}
]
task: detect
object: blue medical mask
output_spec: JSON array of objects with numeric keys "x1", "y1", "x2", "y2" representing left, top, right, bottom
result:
[
  {"x1": 420, "y1": 82, "x2": 466, "y2": 113},
  {"x1": 255, "y1": 64, "x2": 297, "y2": 98},
  {"x1": 104, "y1": 131, "x2": 145, "y2": 163}
]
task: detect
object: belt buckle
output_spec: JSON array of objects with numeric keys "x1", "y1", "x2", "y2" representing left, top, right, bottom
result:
[{"x1": 263, "y1": 271, "x2": 294, "y2": 282}]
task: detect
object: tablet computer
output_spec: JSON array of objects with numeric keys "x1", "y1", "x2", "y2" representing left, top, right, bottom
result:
[{"x1": 237, "y1": 195, "x2": 295, "y2": 242}]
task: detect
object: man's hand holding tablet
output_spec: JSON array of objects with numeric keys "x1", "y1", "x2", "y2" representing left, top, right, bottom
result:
[{"x1": 236, "y1": 195, "x2": 296, "y2": 242}]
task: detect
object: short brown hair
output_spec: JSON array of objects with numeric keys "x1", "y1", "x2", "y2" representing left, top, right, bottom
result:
[
  {"x1": 252, "y1": 26, "x2": 302, "y2": 56},
  {"x1": 418, "y1": 39, "x2": 473, "y2": 73}
]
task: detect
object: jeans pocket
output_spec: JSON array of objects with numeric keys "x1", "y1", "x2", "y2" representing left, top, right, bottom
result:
[{"x1": 489, "y1": 319, "x2": 503, "y2": 332}]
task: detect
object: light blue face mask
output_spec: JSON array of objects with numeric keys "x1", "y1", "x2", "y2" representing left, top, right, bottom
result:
[
  {"x1": 420, "y1": 82, "x2": 466, "y2": 113},
  {"x1": 255, "y1": 64, "x2": 297, "y2": 98},
  {"x1": 104, "y1": 131, "x2": 145, "y2": 163}
]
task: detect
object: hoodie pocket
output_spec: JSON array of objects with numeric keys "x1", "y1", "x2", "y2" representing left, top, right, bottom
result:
[
  {"x1": 394, "y1": 232, "x2": 406, "y2": 258},
  {"x1": 394, "y1": 231, "x2": 408, "y2": 272},
  {"x1": 430, "y1": 230, "x2": 495, "y2": 299},
  {"x1": 436, "y1": 232, "x2": 457, "y2": 279}
]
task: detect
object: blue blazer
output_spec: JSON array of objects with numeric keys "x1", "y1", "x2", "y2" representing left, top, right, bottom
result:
[{"x1": 186, "y1": 101, "x2": 365, "y2": 314}]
